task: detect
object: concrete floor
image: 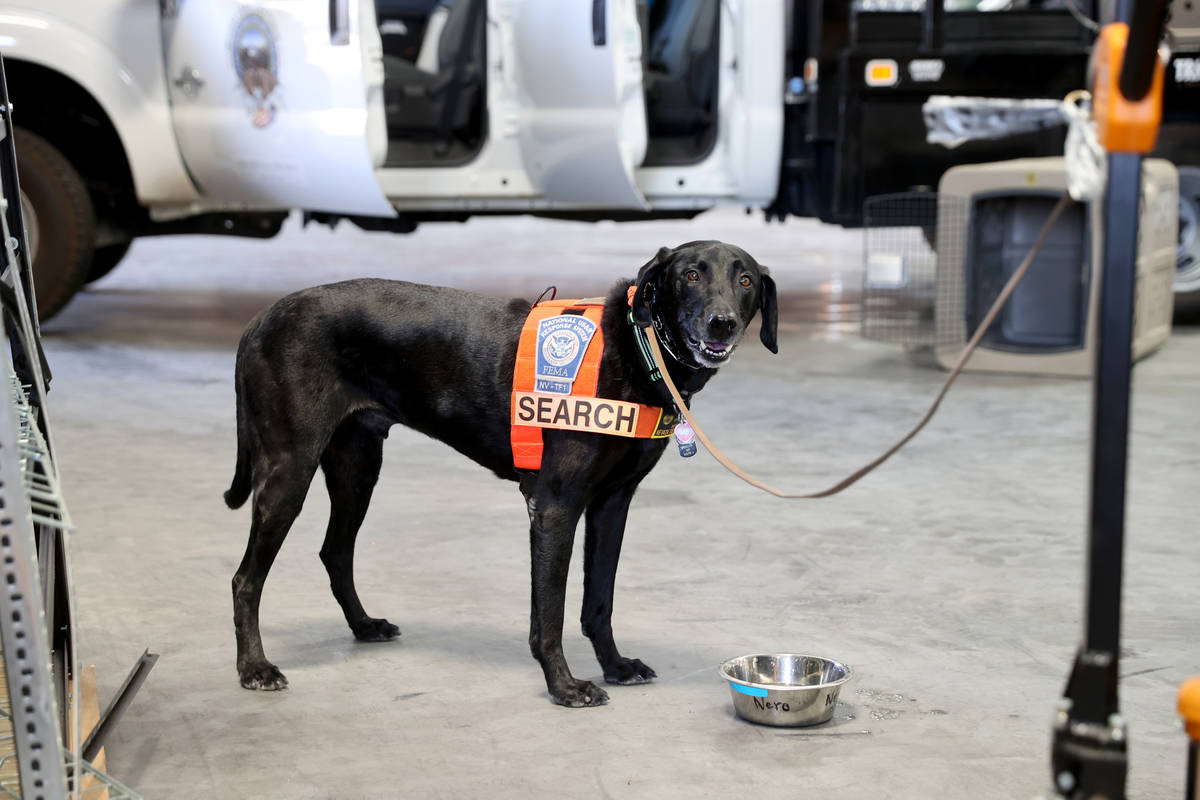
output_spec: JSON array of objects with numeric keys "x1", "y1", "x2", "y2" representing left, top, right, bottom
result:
[{"x1": 37, "y1": 208, "x2": 1198, "y2": 799}]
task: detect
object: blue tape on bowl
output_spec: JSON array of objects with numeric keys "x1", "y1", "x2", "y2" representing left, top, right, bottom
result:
[{"x1": 730, "y1": 682, "x2": 768, "y2": 698}]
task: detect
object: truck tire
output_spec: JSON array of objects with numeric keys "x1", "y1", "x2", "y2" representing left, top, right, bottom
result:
[
  {"x1": 86, "y1": 240, "x2": 133, "y2": 284},
  {"x1": 1175, "y1": 166, "x2": 1200, "y2": 318},
  {"x1": 14, "y1": 128, "x2": 95, "y2": 321}
]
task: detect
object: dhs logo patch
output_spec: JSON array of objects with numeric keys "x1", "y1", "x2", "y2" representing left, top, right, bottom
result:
[{"x1": 535, "y1": 315, "x2": 599, "y2": 394}]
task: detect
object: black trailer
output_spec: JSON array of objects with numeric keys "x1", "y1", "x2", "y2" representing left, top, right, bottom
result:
[{"x1": 768, "y1": 0, "x2": 1200, "y2": 310}]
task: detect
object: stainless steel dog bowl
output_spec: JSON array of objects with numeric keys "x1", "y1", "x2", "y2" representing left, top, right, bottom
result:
[{"x1": 719, "y1": 654, "x2": 853, "y2": 727}]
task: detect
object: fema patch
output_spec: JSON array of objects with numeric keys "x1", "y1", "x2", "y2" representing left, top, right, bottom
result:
[{"x1": 534, "y1": 315, "x2": 599, "y2": 394}]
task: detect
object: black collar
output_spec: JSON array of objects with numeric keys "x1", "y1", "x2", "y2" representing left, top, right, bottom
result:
[
  {"x1": 628, "y1": 301, "x2": 699, "y2": 411},
  {"x1": 628, "y1": 308, "x2": 663, "y2": 382},
  {"x1": 650, "y1": 311, "x2": 697, "y2": 372}
]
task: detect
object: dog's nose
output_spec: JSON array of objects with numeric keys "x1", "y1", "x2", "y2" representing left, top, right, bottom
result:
[{"x1": 707, "y1": 314, "x2": 737, "y2": 339}]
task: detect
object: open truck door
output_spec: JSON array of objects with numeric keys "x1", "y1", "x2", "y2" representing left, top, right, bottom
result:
[
  {"x1": 512, "y1": 0, "x2": 649, "y2": 208},
  {"x1": 160, "y1": 0, "x2": 394, "y2": 217}
]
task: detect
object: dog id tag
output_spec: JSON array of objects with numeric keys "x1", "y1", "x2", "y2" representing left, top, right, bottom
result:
[{"x1": 674, "y1": 421, "x2": 697, "y2": 458}]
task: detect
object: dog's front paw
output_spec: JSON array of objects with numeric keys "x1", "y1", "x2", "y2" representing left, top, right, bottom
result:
[
  {"x1": 551, "y1": 679, "x2": 610, "y2": 708},
  {"x1": 239, "y1": 661, "x2": 289, "y2": 691},
  {"x1": 352, "y1": 617, "x2": 401, "y2": 642},
  {"x1": 603, "y1": 657, "x2": 657, "y2": 686}
]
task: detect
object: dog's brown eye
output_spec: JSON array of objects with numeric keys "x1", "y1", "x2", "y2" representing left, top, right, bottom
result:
[
  {"x1": 686, "y1": 269, "x2": 700, "y2": 282},
  {"x1": 739, "y1": 274, "x2": 752, "y2": 288}
]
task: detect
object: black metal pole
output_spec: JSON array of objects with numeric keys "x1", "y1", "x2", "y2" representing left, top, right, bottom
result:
[
  {"x1": 1188, "y1": 741, "x2": 1198, "y2": 800},
  {"x1": 920, "y1": 0, "x2": 943, "y2": 52},
  {"x1": 1049, "y1": 151, "x2": 1140, "y2": 800},
  {"x1": 1050, "y1": 2, "x2": 1170, "y2": 795},
  {"x1": 1120, "y1": 2, "x2": 1167, "y2": 101},
  {"x1": 0, "y1": 58, "x2": 48, "y2": 388},
  {"x1": 82, "y1": 650, "x2": 159, "y2": 763},
  {"x1": 1083, "y1": 151, "x2": 1140, "y2": 664}
]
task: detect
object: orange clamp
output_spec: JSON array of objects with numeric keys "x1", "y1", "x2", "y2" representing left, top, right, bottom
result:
[
  {"x1": 1180, "y1": 677, "x2": 1200, "y2": 742},
  {"x1": 1092, "y1": 22, "x2": 1165, "y2": 154}
]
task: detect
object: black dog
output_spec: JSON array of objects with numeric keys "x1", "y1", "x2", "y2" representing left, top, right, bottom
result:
[{"x1": 225, "y1": 240, "x2": 777, "y2": 707}]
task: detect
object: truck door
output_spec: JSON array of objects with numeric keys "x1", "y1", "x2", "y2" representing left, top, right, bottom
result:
[
  {"x1": 512, "y1": 0, "x2": 649, "y2": 208},
  {"x1": 160, "y1": 0, "x2": 394, "y2": 217}
]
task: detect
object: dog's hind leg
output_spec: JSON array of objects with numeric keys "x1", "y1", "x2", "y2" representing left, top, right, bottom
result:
[
  {"x1": 232, "y1": 455, "x2": 318, "y2": 691},
  {"x1": 318, "y1": 416, "x2": 399, "y2": 642},
  {"x1": 581, "y1": 479, "x2": 657, "y2": 686}
]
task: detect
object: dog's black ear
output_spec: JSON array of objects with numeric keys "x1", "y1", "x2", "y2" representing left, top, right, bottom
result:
[
  {"x1": 631, "y1": 246, "x2": 673, "y2": 326},
  {"x1": 759, "y1": 272, "x2": 779, "y2": 354}
]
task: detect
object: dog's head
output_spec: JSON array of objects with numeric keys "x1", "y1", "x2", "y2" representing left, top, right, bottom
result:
[{"x1": 631, "y1": 241, "x2": 778, "y2": 369}]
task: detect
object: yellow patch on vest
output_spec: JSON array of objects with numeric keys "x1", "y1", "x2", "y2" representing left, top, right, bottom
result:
[{"x1": 650, "y1": 411, "x2": 680, "y2": 439}]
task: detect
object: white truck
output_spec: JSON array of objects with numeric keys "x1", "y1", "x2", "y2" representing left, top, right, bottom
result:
[
  {"x1": 2, "y1": 0, "x2": 783, "y2": 318},
  {"x1": 2, "y1": 0, "x2": 1198, "y2": 320}
]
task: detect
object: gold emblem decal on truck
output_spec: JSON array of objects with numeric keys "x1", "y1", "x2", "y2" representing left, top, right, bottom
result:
[{"x1": 232, "y1": 13, "x2": 280, "y2": 128}]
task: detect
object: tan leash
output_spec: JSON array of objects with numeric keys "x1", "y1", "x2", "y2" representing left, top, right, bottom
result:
[{"x1": 645, "y1": 193, "x2": 1075, "y2": 499}]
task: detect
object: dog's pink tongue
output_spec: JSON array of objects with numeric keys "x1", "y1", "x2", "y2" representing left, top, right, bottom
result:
[{"x1": 705, "y1": 342, "x2": 728, "y2": 352}]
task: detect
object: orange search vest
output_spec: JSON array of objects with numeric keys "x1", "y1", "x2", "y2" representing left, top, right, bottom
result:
[{"x1": 510, "y1": 296, "x2": 677, "y2": 470}]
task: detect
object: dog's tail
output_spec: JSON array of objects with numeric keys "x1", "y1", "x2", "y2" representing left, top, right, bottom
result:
[
  {"x1": 225, "y1": 413, "x2": 251, "y2": 509},
  {"x1": 225, "y1": 325, "x2": 257, "y2": 510}
]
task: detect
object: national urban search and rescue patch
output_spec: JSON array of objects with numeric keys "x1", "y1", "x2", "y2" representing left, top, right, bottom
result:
[{"x1": 534, "y1": 314, "x2": 599, "y2": 394}]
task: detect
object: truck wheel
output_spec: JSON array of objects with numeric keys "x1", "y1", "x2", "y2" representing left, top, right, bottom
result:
[
  {"x1": 86, "y1": 240, "x2": 133, "y2": 284},
  {"x1": 15, "y1": 128, "x2": 95, "y2": 321},
  {"x1": 1175, "y1": 166, "x2": 1200, "y2": 317}
]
